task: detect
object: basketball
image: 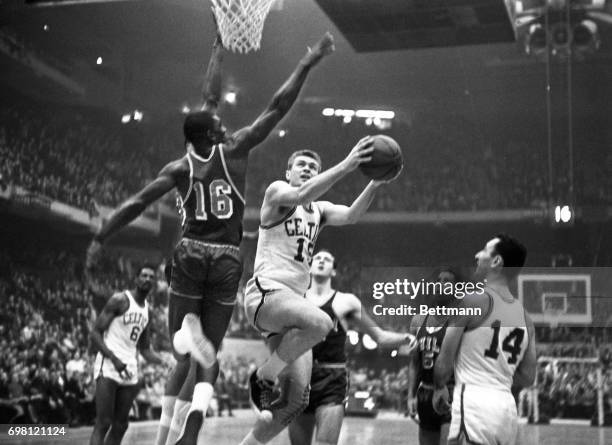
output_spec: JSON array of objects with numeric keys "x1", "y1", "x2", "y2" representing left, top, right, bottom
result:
[{"x1": 359, "y1": 135, "x2": 403, "y2": 181}]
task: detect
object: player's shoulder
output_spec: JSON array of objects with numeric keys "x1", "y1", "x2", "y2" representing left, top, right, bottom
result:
[
  {"x1": 332, "y1": 291, "x2": 361, "y2": 318},
  {"x1": 160, "y1": 156, "x2": 189, "y2": 176},
  {"x1": 106, "y1": 291, "x2": 130, "y2": 313}
]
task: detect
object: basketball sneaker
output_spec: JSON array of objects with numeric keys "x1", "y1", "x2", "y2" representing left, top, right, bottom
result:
[
  {"x1": 173, "y1": 313, "x2": 216, "y2": 368},
  {"x1": 174, "y1": 410, "x2": 203, "y2": 445},
  {"x1": 248, "y1": 370, "x2": 287, "y2": 415}
]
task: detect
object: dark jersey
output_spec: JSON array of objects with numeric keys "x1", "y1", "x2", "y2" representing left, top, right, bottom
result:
[
  {"x1": 416, "y1": 314, "x2": 452, "y2": 385},
  {"x1": 312, "y1": 292, "x2": 347, "y2": 364},
  {"x1": 177, "y1": 145, "x2": 245, "y2": 246}
]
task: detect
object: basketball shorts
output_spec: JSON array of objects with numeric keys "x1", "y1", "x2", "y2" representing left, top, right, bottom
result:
[
  {"x1": 304, "y1": 365, "x2": 348, "y2": 414},
  {"x1": 93, "y1": 353, "x2": 138, "y2": 386},
  {"x1": 244, "y1": 277, "x2": 302, "y2": 337},
  {"x1": 169, "y1": 237, "x2": 242, "y2": 335},
  {"x1": 416, "y1": 383, "x2": 452, "y2": 432},
  {"x1": 448, "y1": 384, "x2": 518, "y2": 445}
]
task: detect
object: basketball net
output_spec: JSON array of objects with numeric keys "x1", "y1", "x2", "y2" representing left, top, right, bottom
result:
[
  {"x1": 545, "y1": 309, "x2": 562, "y2": 330},
  {"x1": 211, "y1": 0, "x2": 277, "y2": 53}
]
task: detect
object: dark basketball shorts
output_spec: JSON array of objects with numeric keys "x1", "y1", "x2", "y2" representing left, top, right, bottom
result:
[
  {"x1": 168, "y1": 237, "x2": 242, "y2": 336},
  {"x1": 417, "y1": 383, "x2": 453, "y2": 432},
  {"x1": 304, "y1": 366, "x2": 349, "y2": 414}
]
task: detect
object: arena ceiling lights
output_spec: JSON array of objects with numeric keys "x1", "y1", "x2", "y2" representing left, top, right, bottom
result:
[{"x1": 321, "y1": 108, "x2": 395, "y2": 129}]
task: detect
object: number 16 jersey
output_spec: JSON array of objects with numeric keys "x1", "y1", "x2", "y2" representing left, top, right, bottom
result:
[
  {"x1": 253, "y1": 202, "x2": 323, "y2": 296},
  {"x1": 455, "y1": 286, "x2": 529, "y2": 391},
  {"x1": 177, "y1": 145, "x2": 246, "y2": 247}
]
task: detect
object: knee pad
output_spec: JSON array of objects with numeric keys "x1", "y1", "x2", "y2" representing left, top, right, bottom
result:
[{"x1": 275, "y1": 383, "x2": 310, "y2": 426}]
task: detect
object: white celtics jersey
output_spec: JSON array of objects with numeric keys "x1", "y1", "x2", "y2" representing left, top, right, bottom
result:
[
  {"x1": 253, "y1": 203, "x2": 323, "y2": 296},
  {"x1": 96, "y1": 290, "x2": 149, "y2": 372},
  {"x1": 455, "y1": 286, "x2": 529, "y2": 391}
]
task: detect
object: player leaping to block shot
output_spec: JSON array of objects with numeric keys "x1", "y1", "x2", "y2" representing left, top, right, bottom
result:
[
  {"x1": 288, "y1": 249, "x2": 416, "y2": 445},
  {"x1": 239, "y1": 141, "x2": 401, "y2": 445},
  {"x1": 86, "y1": 29, "x2": 336, "y2": 445},
  {"x1": 433, "y1": 234, "x2": 537, "y2": 445}
]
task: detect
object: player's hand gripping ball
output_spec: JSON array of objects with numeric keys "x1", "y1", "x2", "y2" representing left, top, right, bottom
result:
[{"x1": 359, "y1": 134, "x2": 403, "y2": 181}]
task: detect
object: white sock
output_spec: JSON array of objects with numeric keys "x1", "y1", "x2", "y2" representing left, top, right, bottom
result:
[
  {"x1": 166, "y1": 400, "x2": 191, "y2": 445},
  {"x1": 258, "y1": 351, "x2": 287, "y2": 382},
  {"x1": 189, "y1": 382, "x2": 214, "y2": 414},
  {"x1": 239, "y1": 431, "x2": 265, "y2": 445},
  {"x1": 154, "y1": 395, "x2": 176, "y2": 445}
]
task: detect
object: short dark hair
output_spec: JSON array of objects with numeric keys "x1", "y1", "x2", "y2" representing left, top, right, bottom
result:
[
  {"x1": 493, "y1": 233, "x2": 527, "y2": 280},
  {"x1": 431, "y1": 265, "x2": 461, "y2": 283},
  {"x1": 137, "y1": 263, "x2": 157, "y2": 276},
  {"x1": 315, "y1": 249, "x2": 337, "y2": 269},
  {"x1": 287, "y1": 150, "x2": 322, "y2": 171},
  {"x1": 183, "y1": 110, "x2": 216, "y2": 145}
]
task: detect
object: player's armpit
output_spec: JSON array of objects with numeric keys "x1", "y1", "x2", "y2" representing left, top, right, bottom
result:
[{"x1": 316, "y1": 201, "x2": 352, "y2": 226}]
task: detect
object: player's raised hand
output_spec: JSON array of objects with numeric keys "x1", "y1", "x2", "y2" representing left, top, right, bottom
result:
[
  {"x1": 306, "y1": 32, "x2": 335, "y2": 64},
  {"x1": 342, "y1": 136, "x2": 374, "y2": 172},
  {"x1": 432, "y1": 386, "x2": 451, "y2": 415},
  {"x1": 86, "y1": 239, "x2": 103, "y2": 271}
]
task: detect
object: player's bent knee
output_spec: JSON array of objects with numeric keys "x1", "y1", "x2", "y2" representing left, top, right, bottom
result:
[{"x1": 311, "y1": 312, "x2": 333, "y2": 340}]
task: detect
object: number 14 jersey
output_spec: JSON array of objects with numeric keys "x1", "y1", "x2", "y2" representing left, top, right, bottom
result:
[
  {"x1": 253, "y1": 202, "x2": 323, "y2": 296},
  {"x1": 455, "y1": 286, "x2": 529, "y2": 391}
]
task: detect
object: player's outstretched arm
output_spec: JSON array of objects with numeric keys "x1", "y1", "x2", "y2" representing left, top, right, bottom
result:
[
  {"x1": 230, "y1": 32, "x2": 335, "y2": 156},
  {"x1": 90, "y1": 294, "x2": 130, "y2": 374},
  {"x1": 201, "y1": 32, "x2": 224, "y2": 113},
  {"x1": 86, "y1": 162, "x2": 180, "y2": 269},
  {"x1": 336, "y1": 292, "x2": 415, "y2": 348},
  {"x1": 264, "y1": 136, "x2": 373, "y2": 208},
  {"x1": 513, "y1": 312, "x2": 536, "y2": 389}
]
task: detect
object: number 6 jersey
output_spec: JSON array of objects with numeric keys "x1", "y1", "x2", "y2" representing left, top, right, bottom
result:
[
  {"x1": 252, "y1": 202, "x2": 323, "y2": 296},
  {"x1": 454, "y1": 286, "x2": 529, "y2": 391},
  {"x1": 94, "y1": 290, "x2": 149, "y2": 385}
]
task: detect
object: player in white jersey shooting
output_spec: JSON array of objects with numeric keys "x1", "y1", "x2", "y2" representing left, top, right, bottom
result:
[
  {"x1": 240, "y1": 140, "x2": 399, "y2": 445},
  {"x1": 89, "y1": 264, "x2": 163, "y2": 445},
  {"x1": 433, "y1": 234, "x2": 537, "y2": 445}
]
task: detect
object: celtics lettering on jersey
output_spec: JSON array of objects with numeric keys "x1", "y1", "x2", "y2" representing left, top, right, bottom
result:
[
  {"x1": 122, "y1": 311, "x2": 149, "y2": 342},
  {"x1": 284, "y1": 216, "x2": 319, "y2": 264},
  {"x1": 178, "y1": 146, "x2": 246, "y2": 246},
  {"x1": 253, "y1": 203, "x2": 323, "y2": 296}
]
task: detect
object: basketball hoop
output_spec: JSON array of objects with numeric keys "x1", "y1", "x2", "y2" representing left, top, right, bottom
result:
[{"x1": 211, "y1": 0, "x2": 277, "y2": 53}]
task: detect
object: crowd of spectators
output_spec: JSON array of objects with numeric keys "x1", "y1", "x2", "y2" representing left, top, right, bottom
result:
[{"x1": 2, "y1": 102, "x2": 610, "y2": 213}]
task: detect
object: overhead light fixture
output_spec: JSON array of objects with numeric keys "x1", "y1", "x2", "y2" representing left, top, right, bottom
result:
[
  {"x1": 322, "y1": 108, "x2": 334, "y2": 117},
  {"x1": 96, "y1": 57, "x2": 103, "y2": 65},
  {"x1": 224, "y1": 91, "x2": 237, "y2": 105},
  {"x1": 133, "y1": 110, "x2": 143, "y2": 122},
  {"x1": 43, "y1": 24, "x2": 49, "y2": 31},
  {"x1": 278, "y1": 129, "x2": 286, "y2": 138},
  {"x1": 121, "y1": 114, "x2": 131, "y2": 124},
  {"x1": 181, "y1": 105, "x2": 191, "y2": 114}
]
